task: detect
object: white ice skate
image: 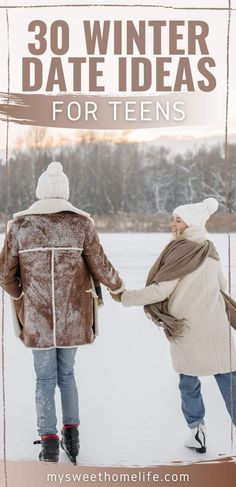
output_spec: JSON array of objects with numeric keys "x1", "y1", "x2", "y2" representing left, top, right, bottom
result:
[{"x1": 184, "y1": 424, "x2": 206, "y2": 453}]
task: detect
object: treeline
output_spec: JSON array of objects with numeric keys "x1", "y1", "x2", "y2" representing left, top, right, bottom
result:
[{"x1": 0, "y1": 128, "x2": 235, "y2": 231}]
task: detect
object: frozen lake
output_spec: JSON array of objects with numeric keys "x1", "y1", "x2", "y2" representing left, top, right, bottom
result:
[{"x1": 0, "y1": 232, "x2": 236, "y2": 466}]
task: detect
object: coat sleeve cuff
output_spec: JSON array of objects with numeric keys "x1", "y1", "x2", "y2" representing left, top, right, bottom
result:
[{"x1": 109, "y1": 280, "x2": 125, "y2": 295}]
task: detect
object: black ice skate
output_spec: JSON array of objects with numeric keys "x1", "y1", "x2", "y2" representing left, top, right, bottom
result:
[
  {"x1": 33, "y1": 435, "x2": 60, "y2": 463},
  {"x1": 61, "y1": 425, "x2": 80, "y2": 465}
]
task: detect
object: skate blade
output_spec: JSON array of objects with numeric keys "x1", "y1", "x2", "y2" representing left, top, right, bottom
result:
[
  {"x1": 40, "y1": 459, "x2": 59, "y2": 464},
  {"x1": 39, "y1": 455, "x2": 59, "y2": 464},
  {"x1": 61, "y1": 440, "x2": 77, "y2": 465},
  {"x1": 196, "y1": 446, "x2": 206, "y2": 453},
  {"x1": 185, "y1": 445, "x2": 207, "y2": 454}
]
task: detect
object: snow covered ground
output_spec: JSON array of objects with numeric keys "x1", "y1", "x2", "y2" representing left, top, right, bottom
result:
[{"x1": 0, "y1": 232, "x2": 236, "y2": 466}]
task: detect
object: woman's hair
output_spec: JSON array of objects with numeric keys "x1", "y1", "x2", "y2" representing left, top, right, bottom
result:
[{"x1": 173, "y1": 229, "x2": 184, "y2": 239}]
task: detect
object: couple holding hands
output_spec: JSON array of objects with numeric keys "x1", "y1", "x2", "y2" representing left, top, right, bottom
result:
[{"x1": 0, "y1": 162, "x2": 236, "y2": 464}]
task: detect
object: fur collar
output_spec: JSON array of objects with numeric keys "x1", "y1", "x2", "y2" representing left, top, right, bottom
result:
[{"x1": 13, "y1": 199, "x2": 93, "y2": 221}]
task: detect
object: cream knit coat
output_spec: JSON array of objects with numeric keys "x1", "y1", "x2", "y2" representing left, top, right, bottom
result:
[{"x1": 121, "y1": 227, "x2": 236, "y2": 376}]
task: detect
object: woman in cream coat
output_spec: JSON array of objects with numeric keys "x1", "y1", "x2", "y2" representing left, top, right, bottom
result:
[{"x1": 111, "y1": 198, "x2": 236, "y2": 454}]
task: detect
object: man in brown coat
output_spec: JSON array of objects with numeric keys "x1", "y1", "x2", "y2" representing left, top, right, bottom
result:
[{"x1": 0, "y1": 161, "x2": 124, "y2": 464}]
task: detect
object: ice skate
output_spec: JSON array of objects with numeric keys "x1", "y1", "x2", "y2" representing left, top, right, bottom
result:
[
  {"x1": 184, "y1": 424, "x2": 206, "y2": 453},
  {"x1": 34, "y1": 435, "x2": 60, "y2": 463},
  {"x1": 61, "y1": 425, "x2": 80, "y2": 465}
]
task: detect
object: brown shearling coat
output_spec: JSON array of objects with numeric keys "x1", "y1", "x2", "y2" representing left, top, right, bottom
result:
[{"x1": 0, "y1": 210, "x2": 122, "y2": 349}]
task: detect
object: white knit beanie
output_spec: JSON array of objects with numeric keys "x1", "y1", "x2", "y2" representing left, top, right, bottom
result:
[
  {"x1": 36, "y1": 162, "x2": 69, "y2": 200},
  {"x1": 173, "y1": 198, "x2": 219, "y2": 227}
]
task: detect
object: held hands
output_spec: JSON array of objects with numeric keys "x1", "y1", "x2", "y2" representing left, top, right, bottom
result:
[
  {"x1": 110, "y1": 291, "x2": 124, "y2": 303},
  {"x1": 109, "y1": 279, "x2": 126, "y2": 303}
]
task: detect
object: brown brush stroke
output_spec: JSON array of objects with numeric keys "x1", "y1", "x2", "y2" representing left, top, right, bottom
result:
[
  {"x1": 0, "y1": 3, "x2": 236, "y2": 12},
  {"x1": 224, "y1": 0, "x2": 234, "y2": 453},
  {"x1": 0, "y1": 458, "x2": 236, "y2": 487},
  {"x1": 1, "y1": 292, "x2": 7, "y2": 487},
  {"x1": 224, "y1": 0, "x2": 231, "y2": 209},
  {"x1": 0, "y1": 4, "x2": 235, "y2": 11},
  {"x1": 0, "y1": 91, "x2": 224, "y2": 129},
  {"x1": 1, "y1": 7, "x2": 10, "y2": 487}
]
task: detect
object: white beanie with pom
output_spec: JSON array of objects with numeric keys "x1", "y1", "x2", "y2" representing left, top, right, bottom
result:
[
  {"x1": 173, "y1": 198, "x2": 219, "y2": 227},
  {"x1": 36, "y1": 162, "x2": 69, "y2": 200}
]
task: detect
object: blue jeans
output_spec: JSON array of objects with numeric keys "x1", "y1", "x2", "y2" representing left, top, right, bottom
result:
[
  {"x1": 179, "y1": 372, "x2": 236, "y2": 428},
  {"x1": 32, "y1": 347, "x2": 79, "y2": 436}
]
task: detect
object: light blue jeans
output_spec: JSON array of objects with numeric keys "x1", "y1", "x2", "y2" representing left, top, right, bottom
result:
[
  {"x1": 32, "y1": 347, "x2": 79, "y2": 436},
  {"x1": 179, "y1": 372, "x2": 236, "y2": 428}
]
